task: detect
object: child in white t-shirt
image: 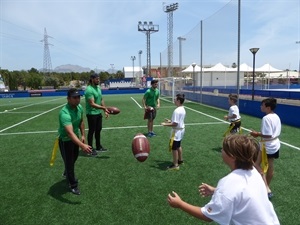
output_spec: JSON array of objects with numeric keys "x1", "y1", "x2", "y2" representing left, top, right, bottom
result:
[
  {"x1": 167, "y1": 134, "x2": 280, "y2": 225},
  {"x1": 224, "y1": 94, "x2": 241, "y2": 136},
  {"x1": 161, "y1": 94, "x2": 186, "y2": 171},
  {"x1": 250, "y1": 97, "x2": 281, "y2": 199}
]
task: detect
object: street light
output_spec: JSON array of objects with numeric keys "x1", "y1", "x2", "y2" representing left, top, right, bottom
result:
[
  {"x1": 296, "y1": 41, "x2": 300, "y2": 78},
  {"x1": 163, "y1": 3, "x2": 179, "y2": 77},
  {"x1": 249, "y1": 48, "x2": 259, "y2": 100},
  {"x1": 131, "y1": 56, "x2": 136, "y2": 86},
  {"x1": 192, "y1": 62, "x2": 196, "y2": 93},
  {"x1": 138, "y1": 50, "x2": 142, "y2": 86},
  {"x1": 110, "y1": 64, "x2": 114, "y2": 74},
  {"x1": 178, "y1": 36, "x2": 186, "y2": 77},
  {"x1": 138, "y1": 21, "x2": 159, "y2": 77}
]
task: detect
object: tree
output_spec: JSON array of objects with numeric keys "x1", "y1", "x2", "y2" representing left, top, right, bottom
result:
[{"x1": 27, "y1": 72, "x2": 43, "y2": 89}]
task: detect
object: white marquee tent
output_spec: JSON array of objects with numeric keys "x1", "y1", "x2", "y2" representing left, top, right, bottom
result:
[
  {"x1": 203, "y1": 63, "x2": 231, "y2": 72},
  {"x1": 255, "y1": 63, "x2": 282, "y2": 72},
  {"x1": 181, "y1": 64, "x2": 202, "y2": 72}
]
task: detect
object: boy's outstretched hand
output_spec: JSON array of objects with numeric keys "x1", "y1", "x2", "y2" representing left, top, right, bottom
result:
[
  {"x1": 167, "y1": 191, "x2": 182, "y2": 208},
  {"x1": 199, "y1": 183, "x2": 215, "y2": 197}
]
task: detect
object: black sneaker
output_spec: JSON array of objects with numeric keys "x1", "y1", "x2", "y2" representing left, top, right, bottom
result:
[
  {"x1": 91, "y1": 150, "x2": 98, "y2": 156},
  {"x1": 167, "y1": 164, "x2": 179, "y2": 171},
  {"x1": 97, "y1": 147, "x2": 108, "y2": 152},
  {"x1": 178, "y1": 160, "x2": 184, "y2": 165},
  {"x1": 70, "y1": 187, "x2": 80, "y2": 195}
]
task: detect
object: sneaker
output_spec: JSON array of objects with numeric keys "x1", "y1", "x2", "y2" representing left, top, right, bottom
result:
[
  {"x1": 151, "y1": 132, "x2": 156, "y2": 136},
  {"x1": 97, "y1": 147, "x2": 108, "y2": 152},
  {"x1": 268, "y1": 192, "x2": 273, "y2": 199},
  {"x1": 167, "y1": 164, "x2": 179, "y2": 171},
  {"x1": 147, "y1": 132, "x2": 153, "y2": 137},
  {"x1": 91, "y1": 150, "x2": 98, "y2": 156},
  {"x1": 178, "y1": 160, "x2": 184, "y2": 165},
  {"x1": 70, "y1": 187, "x2": 80, "y2": 195}
]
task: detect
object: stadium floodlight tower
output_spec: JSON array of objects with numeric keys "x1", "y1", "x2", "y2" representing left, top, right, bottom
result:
[
  {"x1": 138, "y1": 21, "x2": 159, "y2": 77},
  {"x1": 164, "y1": 2, "x2": 178, "y2": 77}
]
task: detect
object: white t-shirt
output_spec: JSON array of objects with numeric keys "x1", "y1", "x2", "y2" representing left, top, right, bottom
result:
[
  {"x1": 201, "y1": 168, "x2": 280, "y2": 225},
  {"x1": 170, "y1": 106, "x2": 186, "y2": 141},
  {"x1": 261, "y1": 113, "x2": 281, "y2": 154},
  {"x1": 228, "y1": 105, "x2": 241, "y2": 122}
]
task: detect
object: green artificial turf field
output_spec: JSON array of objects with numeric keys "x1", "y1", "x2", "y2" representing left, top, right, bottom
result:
[{"x1": 0, "y1": 94, "x2": 299, "y2": 225}]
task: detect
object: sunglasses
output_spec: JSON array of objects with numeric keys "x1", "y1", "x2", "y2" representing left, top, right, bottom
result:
[{"x1": 71, "y1": 96, "x2": 80, "y2": 99}]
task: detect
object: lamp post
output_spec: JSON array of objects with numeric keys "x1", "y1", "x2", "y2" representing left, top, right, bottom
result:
[
  {"x1": 163, "y1": 2, "x2": 179, "y2": 77},
  {"x1": 138, "y1": 50, "x2": 142, "y2": 86},
  {"x1": 178, "y1": 36, "x2": 186, "y2": 77},
  {"x1": 192, "y1": 62, "x2": 196, "y2": 93},
  {"x1": 296, "y1": 41, "x2": 300, "y2": 78},
  {"x1": 249, "y1": 48, "x2": 259, "y2": 100},
  {"x1": 138, "y1": 21, "x2": 159, "y2": 77},
  {"x1": 131, "y1": 56, "x2": 136, "y2": 86},
  {"x1": 110, "y1": 64, "x2": 114, "y2": 74}
]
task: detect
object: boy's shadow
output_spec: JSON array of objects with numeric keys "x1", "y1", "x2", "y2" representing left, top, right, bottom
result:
[
  {"x1": 79, "y1": 151, "x2": 110, "y2": 159},
  {"x1": 48, "y1": 180, "x2": 81, "y2": 205},
  {"x1": 150, "y1": 160, "x2": 170, "y2": 171},
  {"x1": 212, "y1": 147, "x2": 222, "y2": 153}
]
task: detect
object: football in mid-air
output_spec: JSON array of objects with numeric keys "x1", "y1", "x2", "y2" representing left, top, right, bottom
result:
[
  {"x1": 132, "y1": 133, "x2": 150, "y2": 162},
  {"x1": 106, "y1": 106, "x2": 120, "y2": 115}
]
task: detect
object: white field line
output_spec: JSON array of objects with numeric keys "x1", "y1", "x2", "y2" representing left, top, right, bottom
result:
[
  {"x1": 0, "y1": 97, "x2": 65, "y2": 113},
  {"x1": 131, "y1": 97, "x2": 143, "y2": 108},
  {"x1": 0, "y1": 103, "x2": 65, "y2": 133},
  {"x1": 1, "y1": 96, "x2": 299, "y2": 151},
  {"x1": 160, "y1": 97, "x2": 300, "y2": 151},
  {"x1": 0, "y1": 121, "x2": 224, "y2": 136}
]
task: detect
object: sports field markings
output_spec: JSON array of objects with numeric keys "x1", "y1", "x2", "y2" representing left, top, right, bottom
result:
[
  {"x1": 0, "y1": 103, "x2": 65, "y2": 133},
  {"x1": 161, "y1": 97, "x2": 300, "y2": 151},
  {"x1": 131, "y1": 97, "x2": 143, "y2": 108},
  {"x1": 0, "y1": 121, "x2": 223, "y2": 136},
  {"x1": 0, "y1": 97, "x2": 65, "y2": 113},
  {"x1": 131, "y1": 96, "x2": 175, "y2": 109}
]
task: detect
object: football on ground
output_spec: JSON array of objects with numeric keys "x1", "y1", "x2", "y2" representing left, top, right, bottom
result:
[
  {"x1": 132, "y1": 133, "x2": 150, "y2": 162},
  {"x1": 106, "y1": 106, "x2": 120, "y2": 115}
]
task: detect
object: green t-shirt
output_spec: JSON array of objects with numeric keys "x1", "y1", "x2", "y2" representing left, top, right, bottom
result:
[
  {"x1": 58, "y1": 103, "x2": 83, "y2": 141},
  {"x1": 144, "y1": 88, "x2": 160, "y2": 107},
  {"x1": 85, "y1": 85, "x2": 102, "y2": 115}
]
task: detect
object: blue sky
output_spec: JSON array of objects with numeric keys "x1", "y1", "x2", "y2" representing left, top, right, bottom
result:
[{"x1": 0, "y1": 0, "x2": 299, "y2": 72}]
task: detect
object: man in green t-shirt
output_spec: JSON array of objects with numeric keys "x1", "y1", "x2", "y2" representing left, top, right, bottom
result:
[
  {"x1": 85, "y1": 74, "x2": 109, "y2": 156},
  {"x1": 142, "y1": 79, "x2": 160, "y2": 137},
  {"x1": 58, "y1": 88, "x2": 92, "y2": 195}
]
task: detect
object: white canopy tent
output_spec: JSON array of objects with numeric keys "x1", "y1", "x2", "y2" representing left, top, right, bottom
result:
[
  {"x1": 239, "y1": 63, "x2": 253, "y2": 72},
  {"x1": 181, "y1": 63, "x2": 244, "y2": 87},
  {"x1": 255, "y1": 64, "x2": 283, "y2": 89},
  {"x1": 181, "y1": 64, "x2": 202, "y2": 72},
  {"x1": 203, "y1": 63, "x2": 231, "y2": 72},
  {"x1": 255, "y1": 63, "x2": 282, "y2": 72}
]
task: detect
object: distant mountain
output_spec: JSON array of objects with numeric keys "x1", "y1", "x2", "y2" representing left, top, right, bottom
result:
[
  {"x1": 53, "y1": 64, "x2": 91, "y2": 73},
  {"x1": 51, "y1": 64, "x2": 119, "y2": 73}
]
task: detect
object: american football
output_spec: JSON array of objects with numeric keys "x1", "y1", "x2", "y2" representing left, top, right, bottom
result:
[
  {"x1": 146, "y1": 106, "x2": 154, "y2": 112},
  {"x1": 106, "y1": 106, "x2": 120, "y2": 115},
  {"x1": 132, "y1": 133, "x2": 150, "y2": 162}
]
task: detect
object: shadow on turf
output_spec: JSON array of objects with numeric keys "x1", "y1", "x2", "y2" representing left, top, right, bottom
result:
[
  {"x1": 212, "y1": 147, "x2": 222, "y2": 153},
  {"x1": 48, "y1": 180, "x2": 81, "y2": 205},
  {"x1": 78, "y1": 151, "x2": 110, "y2": 159},
  {"x1": 150, "y1": 160, "x2": 171, "y2": 170}
]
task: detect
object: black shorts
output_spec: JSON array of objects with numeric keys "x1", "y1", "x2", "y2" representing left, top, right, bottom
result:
[
  {"x1": 144, "y1": 108, "x2": 156, "y2": 120},
  {"x1": 229, "y1": 120, "x2": 241, "y2": 134},
  {"x1": 171, "y1": 140, "x2": 181, "y2": 150},
  {"x1": 267, "y1": 150, "x2": 279, "y2": 159}
]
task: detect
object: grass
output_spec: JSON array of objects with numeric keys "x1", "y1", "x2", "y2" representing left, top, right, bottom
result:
[{"x1": 0, "y1": 94, "x2": 299, "y2": 225}]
